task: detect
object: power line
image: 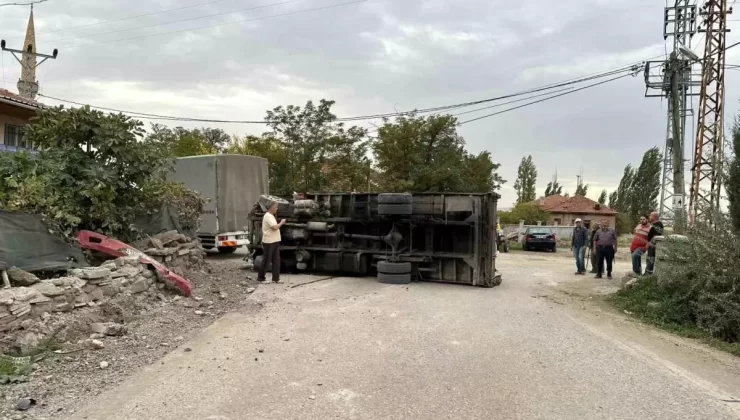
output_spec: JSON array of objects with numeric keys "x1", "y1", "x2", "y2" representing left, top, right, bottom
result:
[
  {"x1": 38, "y1": 64, "x2": 643, "y2": 124},
  {"x1": 49, "y1": 0, "x2": 307, "y2": 45},
  {"x1": 0, "y1": 0, "x2": 47, "y2": 6},
  {"x1": 52, "y1": 0, "x2": 367, "y2": 48},
  {"x1": 456, "y1": 73, "x2": 635, "y2": 126},
  {"x1": 28, "y1": 0, "x2": 235, "y2": 38}
]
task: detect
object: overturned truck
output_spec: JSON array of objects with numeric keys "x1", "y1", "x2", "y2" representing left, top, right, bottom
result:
[{"x1": 247, "y1": 192, "x2": 501, "y2": 287}]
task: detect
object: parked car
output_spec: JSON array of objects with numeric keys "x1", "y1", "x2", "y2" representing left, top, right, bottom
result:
[{"x1": 524, "y1": 227, "x2": 556, "y2": 252}]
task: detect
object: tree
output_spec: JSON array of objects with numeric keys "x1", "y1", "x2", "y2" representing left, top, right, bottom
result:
[
  {"x1": 728, "y1": 115, "x2": 740, "y2": 232},
  {"x1": 200, "y1": 127, "x2": 230, "y2": 153},
  {"x1": 507, "y1": 202, "x2": 548, "y2": 225},
  {"x1": 145, "y1": 124, "x2": 217, "y2": 157},
  {"x1": 0, "y1": 106, "x2": 202, "y2": 240},
  {"x1": 372, "y1": 114, "x2": 504, "y2": 192},
  {"x1": 323, "y1": 126, "x2": 373, "y2": 191},
  {"x1": 608, "y1": 191, "x2": 618, "y2": 208},
  {"x1": 575, "y1": 183, "x2": 588, "y2": 197},
  {"x1": 598, "y1": 189, "x2": 608, "y2": 205},
  {"x1": 614, "y1": 165, "x2": 635, "y2": 213},
  {"x1": 513, "y1": 155, "x2": 537, "y2": 204},
  {"x1": 630, "y1": 147, "x2": 662, "y2": 222},
  {"x1": 264, "y1": 99, "x2": 338, "y2": 193},
  {"x1": 544, "y1": 181, "x2": 562, "y2": 196}
]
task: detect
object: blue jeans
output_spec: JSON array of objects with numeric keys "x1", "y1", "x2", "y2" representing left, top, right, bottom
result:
[
  {"x1": 632, "y1": 248, "x2": 645, "y2": 275},
  {"x1": 573, "y1": 245, "x2": 586, "y2": 273}
]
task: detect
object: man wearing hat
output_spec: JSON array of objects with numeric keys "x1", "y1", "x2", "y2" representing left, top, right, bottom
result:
[
  {"x1": 571, "y1": 218, "x2": 589, "y2": 275},
  {"x1": 589, "y1": 222, "x2": 601, "y2": 273}
]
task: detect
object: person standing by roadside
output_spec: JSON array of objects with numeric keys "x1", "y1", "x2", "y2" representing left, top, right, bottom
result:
[
  {"x1": 589, "y1": 222, "x2": 601, "y2": 273},
  {"x1": 644, "y1": 211, "x2": 664, "y2": 275},
  {"x1": 571, "y1": 218, "x2": 589, "y2": 275},
  {"x1": 257, "y1": 201, "x2": 286, "y2": 283},
  {"x1": 594, "y1": 220, "x2": 618, "y2": 279},
  {"x1": 630, "y1": 215, "x2": 651, "y2": 275}
]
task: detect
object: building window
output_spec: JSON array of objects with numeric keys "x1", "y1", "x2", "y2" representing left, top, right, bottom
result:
[{"x1": 3, "y1": 124, "x2": 31, "y2": 150}]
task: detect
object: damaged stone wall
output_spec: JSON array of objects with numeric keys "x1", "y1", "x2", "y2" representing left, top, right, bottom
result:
[
  {"x1": 137, "y1": 230, "x2": 206, "y2": 269},
  {"x1": 0, "y1": 257, "x2": 161, "y2": 333}
]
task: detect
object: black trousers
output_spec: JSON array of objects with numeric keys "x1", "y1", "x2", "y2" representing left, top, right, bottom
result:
[
  {"x1": 597, "y1": 245, "x2": 615, "y2": 276},
  {"x1": 257, "y1": 242, "x2": 281, "y2": 282}
]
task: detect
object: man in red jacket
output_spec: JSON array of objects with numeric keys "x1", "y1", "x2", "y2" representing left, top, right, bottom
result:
[{"x1": 630, "y1": 215, "x2": 651, "y2": 275}]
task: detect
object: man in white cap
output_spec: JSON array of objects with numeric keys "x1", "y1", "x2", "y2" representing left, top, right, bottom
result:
[{"x1": 571, "y1": 218, "x2": 589, "y2": 275}]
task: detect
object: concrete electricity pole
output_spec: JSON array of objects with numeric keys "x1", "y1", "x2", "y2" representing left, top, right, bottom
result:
[{"x1": 644, "y1": 1, "x2": 701, "y2": 233}]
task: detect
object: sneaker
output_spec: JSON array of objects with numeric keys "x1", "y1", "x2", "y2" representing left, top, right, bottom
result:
[
  {"x1": 607, "y1": 274, "x2": 613, "y2": 279},
  {"x1": 595, "y1": 274, "x2": 603, "y2": 279},
  {"x1": 258, "y1": 278, "x2": 268, "y2": 283}
]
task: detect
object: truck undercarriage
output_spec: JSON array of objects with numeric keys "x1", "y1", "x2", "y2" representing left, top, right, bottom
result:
[{"x1": 247, "y1": 192, "x2": 501, "y2": 287}]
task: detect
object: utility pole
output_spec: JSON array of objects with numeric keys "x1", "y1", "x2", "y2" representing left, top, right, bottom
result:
[
  {"x1": 689, "y1": 0, "x2": 731, "y2": 226},
  {"x1": 644, "y1": 1, "x2": 700, "y2": 233}
]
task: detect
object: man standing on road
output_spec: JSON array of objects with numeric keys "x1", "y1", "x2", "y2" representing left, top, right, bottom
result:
[
  {"x1": 571, "y1": 218, "x2": 588, "y2": 275},
  {"x1": 589, "y1": 222, "x2": 601, "y2": 273},
  {"x1": 257, "y1": 201, "x2": 285, "y2": 283},
  {"x1": 630, "y1": 215, "x2": 651, "y2": 275},
  {"x1": 644, "y1": 211, "x2": 664, "y2": 276},
  {"x1": 594, "y1": 220, "x2": 617, "y2": 279}
]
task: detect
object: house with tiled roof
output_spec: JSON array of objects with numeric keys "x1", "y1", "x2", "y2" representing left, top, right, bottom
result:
[
  {"x1": 0, "y1": 88, "x2": 39, "y2": 153},
  {"x1": 535, "y1": 194, "x2": 617, "y2": 228}
]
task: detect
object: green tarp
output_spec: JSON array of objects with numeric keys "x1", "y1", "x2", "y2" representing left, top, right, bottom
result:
[{"x1": 0, "y1": 212, "x2": 87, "y2": 273}]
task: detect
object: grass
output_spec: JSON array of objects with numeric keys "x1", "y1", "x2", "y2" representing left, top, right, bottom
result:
[{"x1": 607, "y1": 276, "x2": 740, "y2": 357}]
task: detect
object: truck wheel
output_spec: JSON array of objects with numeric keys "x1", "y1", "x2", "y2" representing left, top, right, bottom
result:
[
  {"x1": 378, "y1": 272, "x2": 411, "y2": 284},
  {"x1": 378, "y1": 203, "x2": 412, "y2": 215},
  {"x1": 377, "y1": 261, "x2": 411, "y2": 274},
  {"x1": 378, "y1": 193, "x2": 412, "y2": 205},
  {"x1": 218, "y1": 247, "x2": 237, "y2": 254}
]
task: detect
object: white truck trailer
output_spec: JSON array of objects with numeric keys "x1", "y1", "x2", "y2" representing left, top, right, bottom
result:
[{"x1": 169, "y1": 154, "x2": 269, "y2": 254}]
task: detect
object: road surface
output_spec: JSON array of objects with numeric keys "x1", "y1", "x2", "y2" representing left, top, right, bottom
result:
[{"x1": 65, "y1": 252, "x2": 740, "y2": 420}]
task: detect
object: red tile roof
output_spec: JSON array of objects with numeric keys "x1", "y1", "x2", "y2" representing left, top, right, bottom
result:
[
  {"x1": 536, "y1": 194, "x2": 617, "y2": 215},
  {"x1": 0, "y1": 88, "x2": 40, "y2": 108}
]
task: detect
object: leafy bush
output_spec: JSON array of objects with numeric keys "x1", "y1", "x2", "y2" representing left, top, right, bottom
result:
[
  {"x1": 0, "y1": 106, "x2": 204, "y2": 241},
  {"x1": 614, "y1": 212, "x2": 740, "y2": 344}
]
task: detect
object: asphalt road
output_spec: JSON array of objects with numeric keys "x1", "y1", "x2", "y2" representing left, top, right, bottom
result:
[{"x1": 66, "y1": 252, "x2": 740, "y2": 420}]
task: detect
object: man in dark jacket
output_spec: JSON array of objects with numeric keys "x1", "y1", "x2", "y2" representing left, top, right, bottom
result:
[
  {"x1": 571, "y1": 218, "x2": 589, "y2": 275},
  {"x1": 644, "y1": 211, "x2": 664, "y2": 275},
  {"x1": 589, "y1": 222, "x2": 601, "y2": 273},
  {"x1": 594, "y1": 220, "x2": 618, "y2": 279}
]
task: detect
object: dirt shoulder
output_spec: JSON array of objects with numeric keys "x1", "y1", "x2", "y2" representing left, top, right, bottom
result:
[{"x1": 0, "y1": 252, "x2": 258, "y2": 420}]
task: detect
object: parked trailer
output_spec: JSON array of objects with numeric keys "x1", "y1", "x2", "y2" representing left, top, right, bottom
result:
[{"x1": 247, "y1": 192, "x2": 501, "y2": 287}]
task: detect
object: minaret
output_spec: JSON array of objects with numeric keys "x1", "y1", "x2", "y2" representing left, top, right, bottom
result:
[{"x1": 17, "y1": 6, "x2": 38, "y2": 100}]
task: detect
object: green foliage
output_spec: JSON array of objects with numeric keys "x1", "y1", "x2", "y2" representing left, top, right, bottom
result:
[
  {"x1": 0, "y1": 106, "x2": 203, "y2": 240},
  {"x1": 514, "y1": 155, "x2": 537, "y2": 204},
  {"x1": 614, "y1": 165, "x2": 635, "y2": 213},
  {"x1": 608, "y1": 191, "x2": 618, "y2": 208},
  {"x1": 614, "y1": 213, "x2": 633, "y2": 236},
  {"x1": 575, "y1": 183, "x2": 588, "y2": 197},
  {"x1": 598, "y1": 189, "x2": 607, "y2": 205},
  {"x1": 145, "y1": 124, "x2": 218, "y2": 157},
  {"x1": 727, "y1": 115, "x2": 740, "y2": 233},
  {"x1": 503, "y1": 202, "x2": 548, "y2": 225},
  {"x1": 372, "y1": 114, "x2": 503, "y2": 193},
  {"x1": 544, "y1": 181, "x2": 562, "y2": 196},
  {"x1": 612, "y1": 212, "x2": 740, "y2": 347},
  {"x1": 630, "y1": 147, "x2": 662, "y2": 222}
]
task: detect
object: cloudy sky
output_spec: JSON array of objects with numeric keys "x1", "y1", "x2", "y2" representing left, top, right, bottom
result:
[{"x1": 2, "y1": 0, "x2": 740, "y2": 207}]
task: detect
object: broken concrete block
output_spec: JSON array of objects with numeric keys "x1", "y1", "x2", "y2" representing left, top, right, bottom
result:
[
  {"x1": 130, "y1": 277, "x2": 149, "y2": 294},
  {"x1": 31, "y1": 301, "x2": 53, "y2": 317},
  {"x1": 140, "y1": 269, "x2": 155, "y2": 279},
  {"x1": 111, "y1": 265, "x2": 140, "y2": 279},
  {"x1": 28, "y1": 294, "x2": 51, "y2": 304},
  {"x1": 75, "y1": 267, "x2": 111, "y2": 280},
  {"x1": 100, "y1": 262, "x2": 118, "y2": 272},
  {"x1": 7, "y1": 267, "x2": 39, "y2": 286},
  {"x1": 87, "y1": 288, "x2": 104, "y2": 302}
]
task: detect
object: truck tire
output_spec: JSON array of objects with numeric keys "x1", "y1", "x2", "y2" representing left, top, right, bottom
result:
[
  {"x1": 378, "y1": 203, "x2": 412, "y2": 215},
  {"x1": 377, "y1": 261, "x2": 411, "y2": 274},
  {"x1": 218, "y1": 247, "x2": 237, "y2": 254},
  {"x1": 378, "y1": 272, "x2": 411, "y2": 284},
  {"x1": 378, "y1": 193, "x2": 412, "y2": 204}
]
